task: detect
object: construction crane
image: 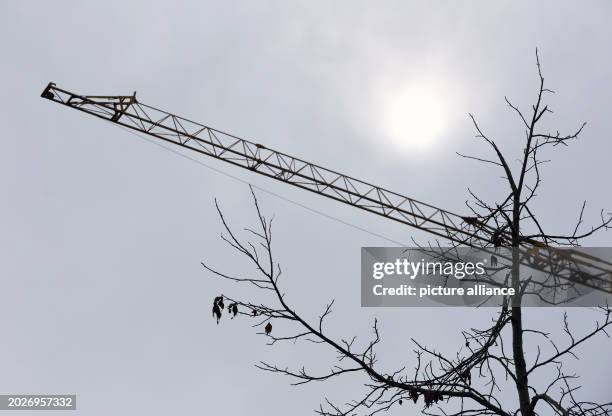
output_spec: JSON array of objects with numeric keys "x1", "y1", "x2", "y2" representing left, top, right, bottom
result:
[{"x1": 40, "y1": 82, "x2": 612, "y2": 295}]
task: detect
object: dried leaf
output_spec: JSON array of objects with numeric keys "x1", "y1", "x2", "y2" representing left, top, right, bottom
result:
[
  {"x1": 212, "y1": 304, "x2": 221, "y2": 324},
  {"x1": 491, "y1": 255, "x2": 498, "y2": 267},
  {"x1": 409, "y1": 388, "x2": 418, "y2": 404}
]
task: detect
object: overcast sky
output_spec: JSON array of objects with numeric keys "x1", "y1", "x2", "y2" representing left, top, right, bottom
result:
[{"x1": 1, "y1": 2, "x2": 611, "y2": 415}]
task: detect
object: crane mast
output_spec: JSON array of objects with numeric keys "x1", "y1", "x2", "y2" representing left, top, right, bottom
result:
[{"x1": 40, "y1": 82, "x2": 612, "y2": 295}]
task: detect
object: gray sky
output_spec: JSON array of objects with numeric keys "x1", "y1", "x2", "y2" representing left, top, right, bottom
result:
[{"x1": 1, "y1": 1, "x2": 611, "y2": 415}]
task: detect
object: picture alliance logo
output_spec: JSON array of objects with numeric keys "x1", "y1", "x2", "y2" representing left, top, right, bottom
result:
[{"x1": 372, "y1": 258, "x2": 487, "y2": 280}]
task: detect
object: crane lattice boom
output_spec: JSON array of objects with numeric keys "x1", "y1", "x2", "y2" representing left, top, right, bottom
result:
[{"x1": 40, "y1": 82, "x2": 612, "y2": 295}]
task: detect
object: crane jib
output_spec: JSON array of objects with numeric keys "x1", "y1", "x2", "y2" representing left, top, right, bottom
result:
[{"x1": 40, "y1": 82, "x2": 612, "y2": 295}]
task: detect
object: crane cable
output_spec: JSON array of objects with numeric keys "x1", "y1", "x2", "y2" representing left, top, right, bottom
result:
[{"x1": 115, "y1": 125, "x2": 605, "y2": 313}]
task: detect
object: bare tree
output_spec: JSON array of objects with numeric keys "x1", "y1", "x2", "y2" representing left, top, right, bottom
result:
[{"x1": 203, "y1": 51, "x2": 612, "y2": 416}]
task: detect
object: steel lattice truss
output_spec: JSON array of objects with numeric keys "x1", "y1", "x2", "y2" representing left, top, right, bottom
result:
[{"x1": 41, "y1": 83, "x2": 612, "y2": 295}]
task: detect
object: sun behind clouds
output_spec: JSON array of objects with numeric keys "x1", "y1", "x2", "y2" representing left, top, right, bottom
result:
[{"x1": 381, "y1": 81, "x2": 449, "y2": 152}]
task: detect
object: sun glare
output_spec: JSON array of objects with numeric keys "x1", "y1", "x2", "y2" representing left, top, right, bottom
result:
[{"x1": 382, "y1": 82, "x2": 448, "y2": 152}]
